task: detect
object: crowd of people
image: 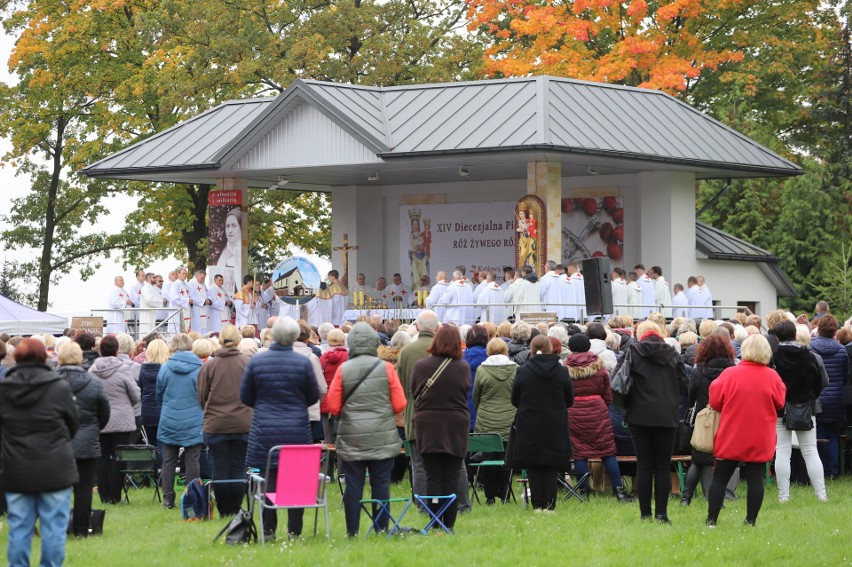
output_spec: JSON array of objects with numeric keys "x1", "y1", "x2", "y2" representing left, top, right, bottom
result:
[{"x1": 1, "y1": 264, "x2": 851, "y2": 563}]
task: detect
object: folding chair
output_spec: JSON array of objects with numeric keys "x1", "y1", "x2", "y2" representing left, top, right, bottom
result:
[
  {"x1": 556, "y1": 464, "x2": 591, "y2": 503},
  {"x1": 360, "y1": 497, "x2": 413, "y2": 538},
  {"x1": 248, "y1": 445, "x2": 330, "y2": 542},
  {"x1": 413, "y1": 493, "x2": 457, "y2": 534},
  {"x1": 114, "y1": 445, "x2": 161, "y2": 504},
  {"x1": 467, "y1": 433, "x2": 514, "y2": 504}
]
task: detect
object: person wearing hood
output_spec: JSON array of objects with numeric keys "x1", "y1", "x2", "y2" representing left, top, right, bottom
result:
[
  {"x1": 463, "y1": 325, "x2": 489, "y2": 432},
  {"x1": 410, "y1": 325, "x2": 470, "y2": 531},
  {"x1": 772, "y1": 321, "x2": 826, "y2": 503},
  {"x1": 116, "y1": 333, "x2": 142, "y2": 436},
  {"x1": 156, "y1": 333, "x2": 204, "y2": 509},
  {"x1": 326, "y1": 323, "x2": 406, "y2": 537},
  {"x1": 510, "y1": 335, "x2": 573, "y2": 511},
  {"x1": 503, "y1": 265, "x2": 541, "y2": 318},
  {"x1": 680, "y1": 334, "x2": 738, "y2": 506},
  {"x1": 0, "y1": 338, "x2": 79, "y2": 566},
  {"x1": 473, "y1": 338, "x2": 517, "y2": 504},
  {"x1": 809, "y1": 315, "x2": 848, "y2": 479},
  {"x1": 612, "y1": 320, "x2": 687, "y2": 523},
  {"x1": 240, "y1": 316, "x2": 320, "y2": 539},
  {"x1": 89, "y1": 335, "x2": 141, "y2": 505},
  {"x1": 319, "y1": 328, "x2": 349, "y2": 444},
  {"x1": 197, "y1": 325, "x2": 252, "y2": 516},
  {"x1": 565, "y1": 334, "x2": 633, "y2": 503},
  {"x1": 56, "y1": 341, "x2": 110, "y2": 537}
]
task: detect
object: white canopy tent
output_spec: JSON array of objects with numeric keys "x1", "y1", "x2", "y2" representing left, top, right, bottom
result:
[{"x1": 0, "y1": 294, "x2": 69, "y2": 335}]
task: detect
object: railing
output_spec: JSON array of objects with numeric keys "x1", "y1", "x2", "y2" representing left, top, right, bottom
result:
[{"x1": 86, "y1": 308, "x2": 182, "y2": 340}]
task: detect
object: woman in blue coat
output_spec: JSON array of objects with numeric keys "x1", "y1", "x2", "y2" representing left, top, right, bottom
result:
[
  {"x1": 810, "y1": 315, "x2": 849, "y2": 478},
  {"x1": 463, "y1": 325, "x2": 489, "y2": 431},
  {"x1": 240, "y1": 317, "x2": 320, "y2": 539},
  {"x1": 157, "y1": 334, "x2": 204, "y2": 509}
]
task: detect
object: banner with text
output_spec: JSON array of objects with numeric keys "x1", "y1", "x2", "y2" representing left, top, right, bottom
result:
[{"x1": 399, "y1": 202, "x2": 516, "y2": 292}]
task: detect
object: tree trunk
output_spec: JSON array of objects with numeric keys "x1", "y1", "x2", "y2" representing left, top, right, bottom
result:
[
  {"x1": 181, "y1": 183, "x2": 211, "y2": 271},
  {"x1": 38, "y1": 117, "x2": 66, "y2": 311}
]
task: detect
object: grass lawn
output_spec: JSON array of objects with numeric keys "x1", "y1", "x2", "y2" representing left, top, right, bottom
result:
[{"x1": 2, "y1": 475, "x2": 849, "y2": 566}]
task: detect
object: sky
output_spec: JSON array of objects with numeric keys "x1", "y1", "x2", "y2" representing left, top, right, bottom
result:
[{"x1": 0, "y1": 32, "x2": 329, "y2": 317}]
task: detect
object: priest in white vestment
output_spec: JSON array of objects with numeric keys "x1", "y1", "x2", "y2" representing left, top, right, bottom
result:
[
  {"x1": 443, "y1": 271, "x2": 474, "y2": 325},
  {"x1": 425, "y1": 272, "x2": 449, "y2": 322},
  {"x1": 697, "y1": 276, "x2": 715, "y2": 319},
  {"x1": 168, "y1": 268, "x2": 192, "y2": 333},
  {"x1": 232, "y1": 276, "x2": 257, "y2": 327},
  {"x1": 160, "y1": 271, "x2": 176, "y2": 321},
  {"x1": 634, "y1": 264, "x2": 656, "y2": 318},
  {"x1": 326, "y1": 270, "x2": 349, "y2": 325},
  {"x1": 189, "y1": 270, "x2": 210, "y2": 334},
  {"x1": 307, "y1": 284, "x2": 335, "y2": 327},
  {"x1": 671, "y1": 283, "x2": 689, "y2": 319},
  {"x1": 685, "y1": 276, "x2": 707, "y2": 319},
  {"x1": 649, "y1": 266, "x2": 673, "y2": 318},
  {"x1": 611, "y1": 271, "x2": 629, "y2": 316},
  {"x1": 386, "y1": 273, "x2": 409, "y2": 308},
  {"x1": 106, "y1": 276, "x2": 133, "y2": 334},
  {"x1": 349, "y1": 272, "x2": 369, "y2": 308},
  {"x1": 207, "y1": 274, "x2": 232, "y2": 333},
  {"x1": 129, "y1": 269, "x2": 146, "y2": 329},
  {"x1": 503, "y1": 266, "x2": 540, "y2": 318},
  {"x1": 627, "y1": 273, "x2": 644, "y2": 320},
  {"x1": 566, "y1": 262, "x2": 586, "y2": 321},
  {"x1": 476, "y1": 273, "x2": 507, "y2": 323},
  {"x1": 140, "y1": 273, "x2": 161, "y2": 336}
]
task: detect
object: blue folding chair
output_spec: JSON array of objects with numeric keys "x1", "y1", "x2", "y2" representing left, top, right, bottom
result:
[
  {"x1": 413, "y1": 493, "x2": 457, "y2": 534},
  {"x1": 359, "y1": 497, "x2": 413, "y2": 538}
]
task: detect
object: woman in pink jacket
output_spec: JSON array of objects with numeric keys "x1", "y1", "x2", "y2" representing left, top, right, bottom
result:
[{"x1": 706, "y1": 334, "x2": 785, "y2": 527}]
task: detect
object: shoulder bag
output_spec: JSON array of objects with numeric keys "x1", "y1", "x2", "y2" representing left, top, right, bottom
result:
[
  {"x1": 690, "y1": 405, "x2": 720, "y2": 453},
  {"x1": 342, "y1": 359, "x2": 384, "y2": 408},
  {"x1": 783, "y1": 401, "x2": 813, "y2": 431},
  {"x1": 414, "y1": 357, "x2": 452, "y2": 404}
]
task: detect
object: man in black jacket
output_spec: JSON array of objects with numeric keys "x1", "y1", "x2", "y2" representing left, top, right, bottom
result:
[{"x1": 0, "y1": 338, "x2": 79, "y2": 567}]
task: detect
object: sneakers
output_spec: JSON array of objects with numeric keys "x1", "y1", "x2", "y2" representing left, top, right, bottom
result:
[{"x1": 778, "y1": 496, "x2": 789, "y2": 504}]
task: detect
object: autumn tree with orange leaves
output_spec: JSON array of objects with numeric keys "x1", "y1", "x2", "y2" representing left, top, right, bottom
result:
[{"x1": 467, "y1": 0, "x2": 773, "y2": 94}]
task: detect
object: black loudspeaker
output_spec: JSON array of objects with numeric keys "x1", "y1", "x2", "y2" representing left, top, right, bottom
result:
[{"x1": 582, "y1": 257, "x2": 613, "y2": 315}]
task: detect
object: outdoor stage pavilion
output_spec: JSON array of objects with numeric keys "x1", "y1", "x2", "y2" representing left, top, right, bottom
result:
[{"x1": 84, "y1": 76, "x2": 799, "y2": 316}]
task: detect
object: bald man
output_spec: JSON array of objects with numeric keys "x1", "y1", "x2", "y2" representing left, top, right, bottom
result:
[{"x1": 106, "y1": 276, "x2": 134, "y2": 333}]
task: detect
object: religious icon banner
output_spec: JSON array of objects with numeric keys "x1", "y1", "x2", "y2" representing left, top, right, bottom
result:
[
  {"x1": 208, "y1": 190, "x2": 244, "y2": 295},
  {"x1": 515, "y1": 195, "x2": 546, "y2": 276},
  {"x1": 561, "y1": 195, "x2": 624, "y2": 267},
  {"x1": 399, "y1": 202, "x2": 516, "y2": 291}
]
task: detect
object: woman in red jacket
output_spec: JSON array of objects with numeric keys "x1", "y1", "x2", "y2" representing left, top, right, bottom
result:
[
  {"x1": 319, "y1": 329, "x2": 348, "y2": 444},
  {"x1": 706, "y1": 334, "x2": 786, "y2": 527}
]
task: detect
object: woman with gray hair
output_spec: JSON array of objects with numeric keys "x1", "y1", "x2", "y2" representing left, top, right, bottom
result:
[
  {"x1": 241, "y1": 317, "x2": 320, "y2": 539},
  {"x1": 507, "y1": 322, "x2": 532, "y2": 365},
  {"x1": 157, "y1": 333, "x2": 204, "y2": 509}
]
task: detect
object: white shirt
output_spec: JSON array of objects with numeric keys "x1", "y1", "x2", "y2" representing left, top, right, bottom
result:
[
  {"x1": 188, "y1": 280, "x2": 209, "y2": 333},
  {"x1": 207, "y1": 284, "x2": 231, "y2": 332},
  {"x1": 504, "y1": 277, "x2": 540, "y2": 317},
  {"x1": 569, "y1": 272, "x2": 586, "y2": 321},
  {"x1": 106, "y1": 286, "x2": 131, "y2": 333},
  {"x1": 654, "y1": 276, "x2": 673, "y2": 318},
  {"x1": 425, "y1": 280, "x2": 449, "y2": 322},
  {"x1": 672, "y1": 291, "x2": 689, "y2": 319},
  {"x1": 443, "y1": 279, "x2": 474, "y2": 325},
  {"x1": 611, "y1": 278, "x2": 628, "y2": 315},
  {"x1": 637, "y1": 274, "x2": 655, "y2": 317}
]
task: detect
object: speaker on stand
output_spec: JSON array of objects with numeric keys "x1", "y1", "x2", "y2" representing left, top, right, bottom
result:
[{"x1": 582, "y1": 257, "x2": 613, "y2": 316}]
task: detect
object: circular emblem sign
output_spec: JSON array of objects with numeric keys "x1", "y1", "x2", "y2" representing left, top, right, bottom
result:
[{"x1": 271, "y1": 256, "x2": 321, "y2": 305}]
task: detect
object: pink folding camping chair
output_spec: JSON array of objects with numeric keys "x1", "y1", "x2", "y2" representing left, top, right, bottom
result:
[{"x1": 249, "y1": 445, "x2": 330, "y2": 542}]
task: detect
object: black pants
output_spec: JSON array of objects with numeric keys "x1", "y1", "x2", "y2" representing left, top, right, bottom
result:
[
  {"x1": 526, "y1": 466, "x2": 558, "y2": 510},
  {"x1": 629, "y1": 424, "x2": 676, "y2": 517},
  {"x1": 263, "y1": 468, "x2": 304, "y2": 536},
  {"x1": 340, "y1": 458, "x2": 394, "y2": 536},
  {"x1": 479, "y1": 445, "x2": 510, "y2": 501},
  {"x1": 72, "y1": 459, "x2": 98, "y2": 536},
  {"x1": 209, "y1": 440, "x2": 248, "y2": 516},
  {"x1": 707, "y1": 460, "x2": 764, "y2": 524},
  {"x1": 97, "y1": 431, "x2": 134, "y2": 504},
  {"x1": 421, "y1": 453, "x2": 462, "y2": 529},
  {"x1": 391, "y1": 427, "x2": 408, "y2": 484}
]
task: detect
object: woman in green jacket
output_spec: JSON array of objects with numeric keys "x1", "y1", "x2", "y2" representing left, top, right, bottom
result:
[{"x1": 473, "y1": 338, "x2": 518, "y2": 504}]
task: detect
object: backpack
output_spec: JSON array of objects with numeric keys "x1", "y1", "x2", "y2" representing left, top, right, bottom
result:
[
  {"x1": 181, "y1": 479, "x2": 215, "y2": 521},
  {"x1": 214, "y1": 509, "x2": 258, "y2": 545}
]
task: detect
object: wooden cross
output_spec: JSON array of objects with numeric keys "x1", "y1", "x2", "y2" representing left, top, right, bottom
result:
[{"x1": 333, "y1": 233, "x2": 359, "y2": 288}]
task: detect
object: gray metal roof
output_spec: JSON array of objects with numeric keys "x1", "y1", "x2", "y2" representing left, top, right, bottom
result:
[
  {"x1": 696, "y1": 221, "x2": 796, "y2": 297},
  {"x1": 83, "y1": 76, "x2": 801, "y2": 181}
]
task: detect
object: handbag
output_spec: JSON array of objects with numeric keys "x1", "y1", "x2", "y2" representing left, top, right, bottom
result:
[
  {"x1": 690, "y1": 405, "x2": 720, "y2": 453},
  {"x1": 783, "y1": 401, "x2": 813, "y2": 431},
  {"x1": 675, "y1": 420, "x2": 693, "y2": 455},
  {"x1": 684, "y1": 403, "x2": 698, "y2": 428},
  {"x1": 214, "y1": 509, "x2": 258, "y2": 545},
  {"x1": 610, "y1": 349, "x2": 633, "y2": 396}
]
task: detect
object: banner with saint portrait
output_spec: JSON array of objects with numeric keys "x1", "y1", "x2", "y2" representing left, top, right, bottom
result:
[
  {"x1": 515, "y1": 195, "x2": 546, "y2": 276},
  {"x1": 398, "y1": 202, "x2": 516, "y2": 292},
  {"x1": 208, "y1": 190, "x2": 244, "y2": 296}
]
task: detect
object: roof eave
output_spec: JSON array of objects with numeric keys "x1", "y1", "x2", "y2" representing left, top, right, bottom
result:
[
  {"x1": 81, "y1": 162, "x2": 220, "y2": 178},
  {"x1": 377, "y1": 145, "x2": 803, "y2": 178}
]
